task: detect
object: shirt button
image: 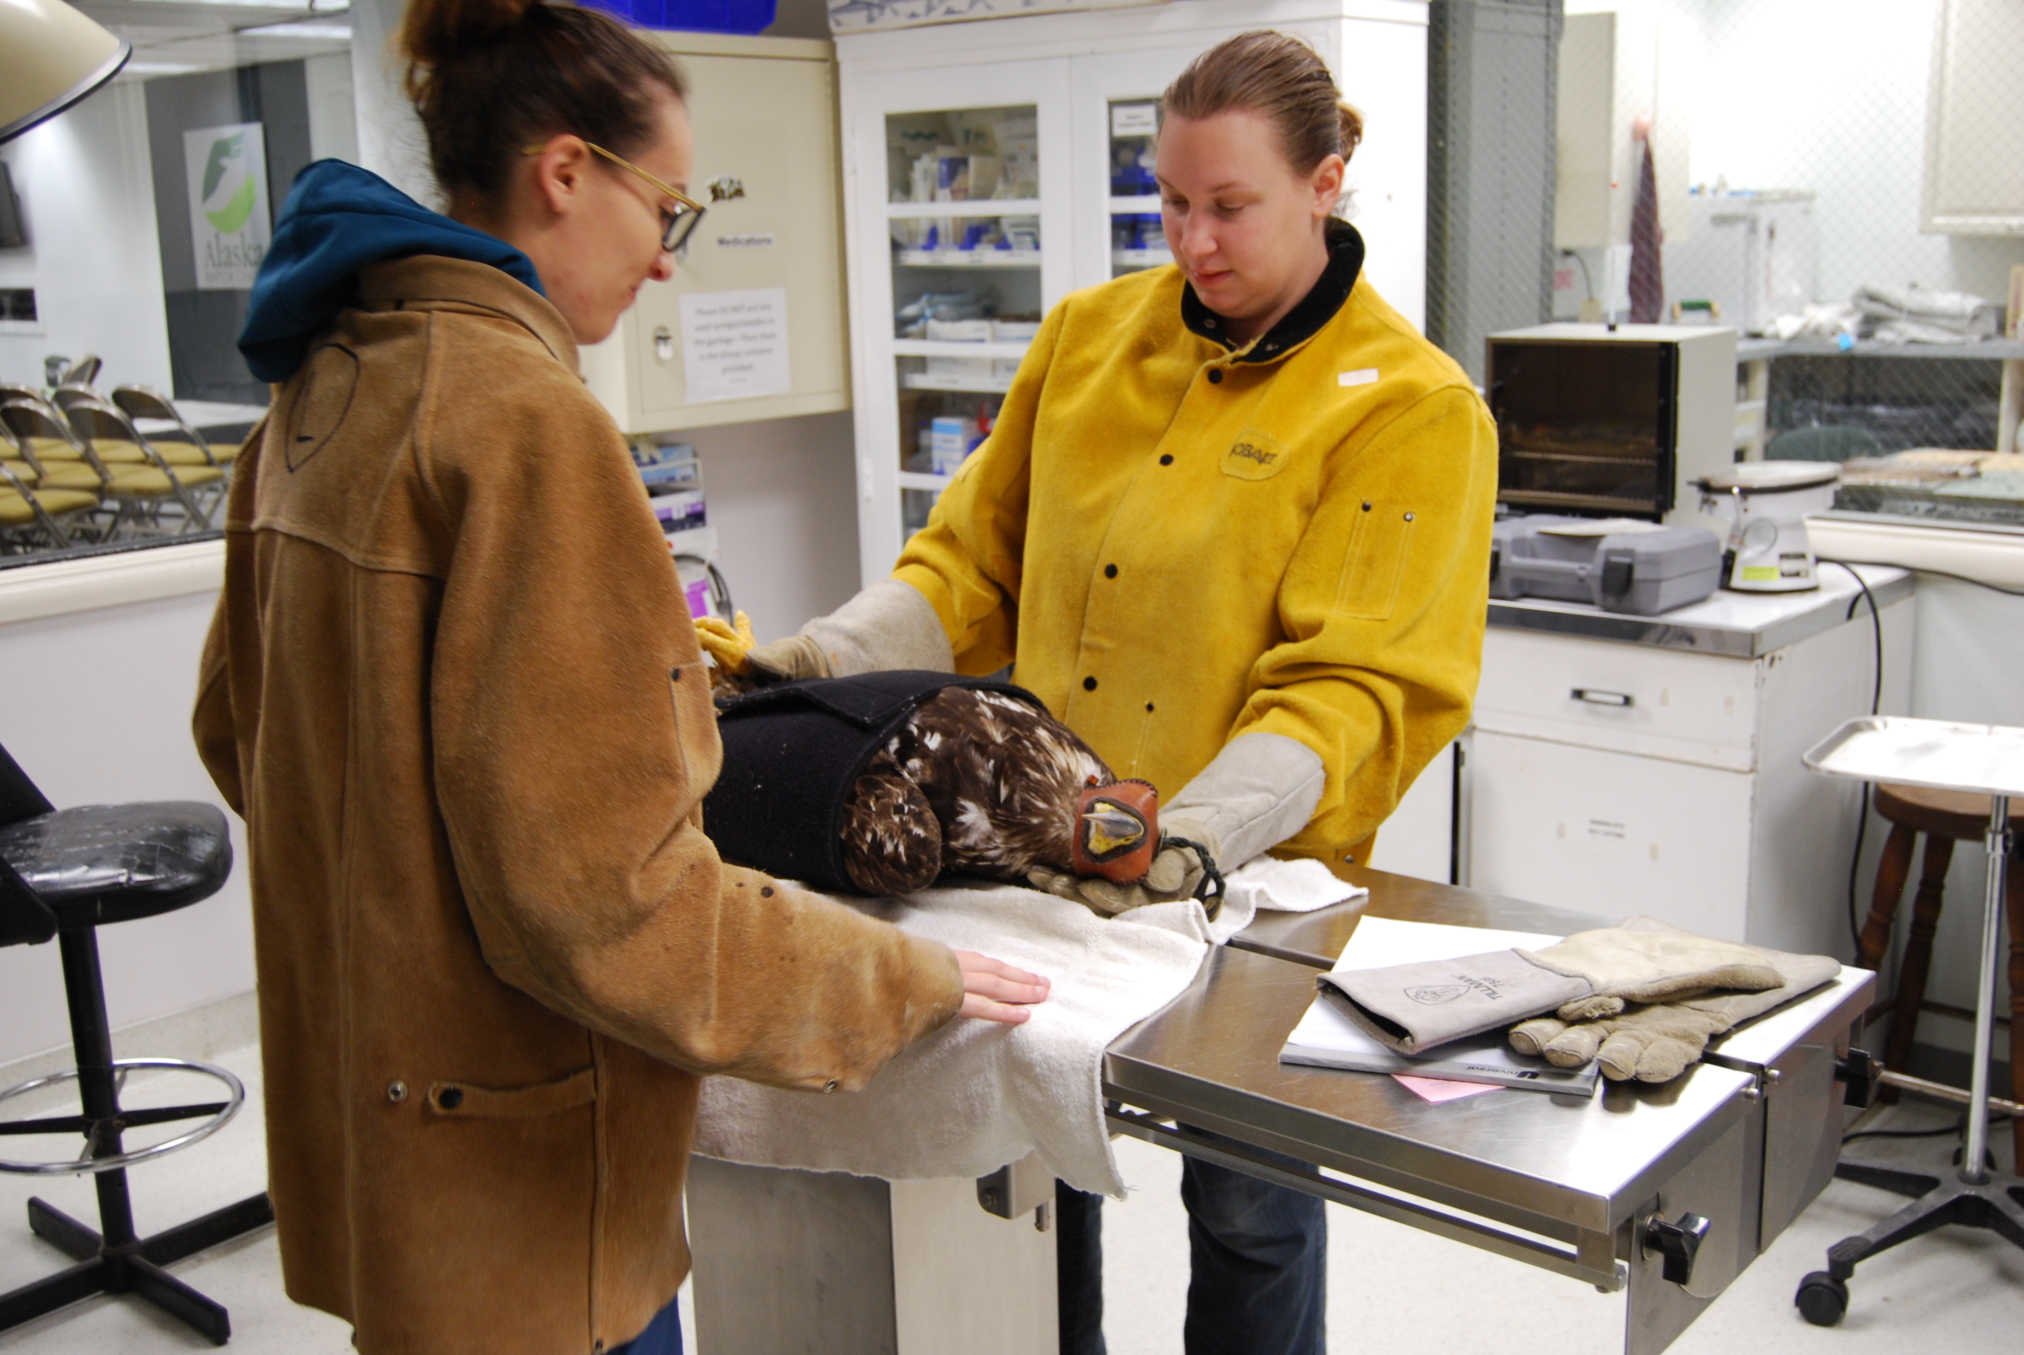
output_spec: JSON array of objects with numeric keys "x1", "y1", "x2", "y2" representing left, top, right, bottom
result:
[
  {"x1": 1104, "y1": 564, "x2": 1118, "y2": 579},
  {"x1": 1159, "y1": 454, "x2": 1174, "y2": 466},
  {"x1": 386, "y1": 1080, "x2": 408, "y2": 1104},
  {"x1": 1083, "y1": 676, "x2": 1098, "y2": 691},
  {"x1": 1207, "y1": 369, "x2": 1223, "y2": 384}
]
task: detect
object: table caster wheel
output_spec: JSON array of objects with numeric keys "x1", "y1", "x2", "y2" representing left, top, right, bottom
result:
[{"x1": 1796, "y1": 1271, "x2": 1848, "y2": 1327}]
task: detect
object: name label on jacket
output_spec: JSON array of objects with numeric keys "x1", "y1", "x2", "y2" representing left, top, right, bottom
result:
[{"x1": 1222, "y1": 428, "x2": 1290, "y2": 481}]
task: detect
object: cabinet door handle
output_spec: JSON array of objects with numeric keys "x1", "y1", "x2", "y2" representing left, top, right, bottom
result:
[{"x1": 1571, "y1": 688, "x2": 1634, "y2": 707}]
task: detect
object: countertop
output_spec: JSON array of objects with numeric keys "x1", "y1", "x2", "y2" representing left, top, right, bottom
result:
[{"x1": 1487, "y1": 562, "x2": 1911, "y2": 658}]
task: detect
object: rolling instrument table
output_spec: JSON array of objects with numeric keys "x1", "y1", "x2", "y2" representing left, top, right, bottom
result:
[{"x1": 1105, "y1": 865, "x2": 1875, "y2": 1355}]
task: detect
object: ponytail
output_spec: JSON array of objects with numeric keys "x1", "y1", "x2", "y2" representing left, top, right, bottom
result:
[{"x1": 399, "y1": 0, "x2": 686, "y2": 204}]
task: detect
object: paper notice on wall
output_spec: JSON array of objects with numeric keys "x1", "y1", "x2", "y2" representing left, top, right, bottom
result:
[
  {"x1": 183, "y1": 122, "x2": 271, "y2": 290},
  {"x1": 678, "y1": 287, "x2": 791, "y2": 404}
]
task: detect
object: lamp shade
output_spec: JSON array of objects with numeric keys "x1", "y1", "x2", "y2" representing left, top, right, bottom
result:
[{"x1": 0, "y1": 0, "x2": 130, "y2": 145}]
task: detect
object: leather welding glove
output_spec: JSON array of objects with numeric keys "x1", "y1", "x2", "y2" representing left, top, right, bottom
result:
[
  {"x1": 1320, "y1": 918, "x2": 1785, "y2": 1056},
  {"x1": 1508, "y1": 920, "x2": 1842, "y2": 1082},
  {"x1": 743, "y1": 579, "x2": 954, "y2": 682},
  {"x1": 1026, "y1": 732, "x2": 1325, "y2": 917}
]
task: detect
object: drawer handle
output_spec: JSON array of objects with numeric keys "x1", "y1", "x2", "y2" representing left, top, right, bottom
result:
[{"x1": 1571, "y1": 688, "x2": 1634, "y2": 707}]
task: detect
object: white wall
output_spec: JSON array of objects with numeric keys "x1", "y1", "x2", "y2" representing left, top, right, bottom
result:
[
  {"x1": 0, "y1": 590, "x2": 253, "y2": 1068},
  {"x1": 687, "y1": 410, "x2": 864, "y2": 642},
  {"x1": 1685, "y1": 0, "x2": 2023, "y2": 306},
  {"x1": 350, "y1": 0, "x2": 437, "y2": 205},
  {"x1": 0, "y1": 83, "x2": 173, "y2": 391}
]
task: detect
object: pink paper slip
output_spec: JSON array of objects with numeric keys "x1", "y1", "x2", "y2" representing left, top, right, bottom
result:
[{"x1": 1392, "y1": 1074, "x2": 1503, "y2": 1104}]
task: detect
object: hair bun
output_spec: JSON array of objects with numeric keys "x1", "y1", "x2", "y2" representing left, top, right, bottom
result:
[
  {"x1": 401, "y1": 0, "x2": 543, "y2": 69},
  {"x1": 1337, "y1": 100, "x2": 1363, "y2": 157}
]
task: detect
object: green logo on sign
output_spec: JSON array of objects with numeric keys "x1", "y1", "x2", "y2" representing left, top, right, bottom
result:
[{"x1": 201, "y1": 133, "x2": 258, "y2": 234}]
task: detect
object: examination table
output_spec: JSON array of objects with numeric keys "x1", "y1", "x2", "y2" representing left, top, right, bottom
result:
[{"x1": 688, "y1": 866, "x2": 1874, "y2": 1355}]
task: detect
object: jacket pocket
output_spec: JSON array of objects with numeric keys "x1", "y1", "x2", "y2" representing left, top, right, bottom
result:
[
  {"x1": 425, "y1": 1066, "x2": 596, "y2": 1119},
  {"x1": 1333, "y1": 501, "x2": 1415, "y2": 621}
]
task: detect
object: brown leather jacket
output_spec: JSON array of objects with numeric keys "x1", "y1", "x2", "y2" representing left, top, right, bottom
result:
[{"x1": 194, "y1": 256, "x2": 963, "y2": 1355}]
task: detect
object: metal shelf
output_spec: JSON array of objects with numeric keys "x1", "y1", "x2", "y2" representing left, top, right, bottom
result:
[
  {"x1": 896, "y1": 249, "x2": 1042, "y2": 268},
  {"x1": 892, "y1": 339, "x2": 1031, "y2": 359},
  {"x1": 897, "y1": 471, "x2": 956, "y2": 492},
  {"x1": 902, "y1": 372, "x2": 1015, "y2": 394},
  {"x1": 886, "y1": 199, "x2": 1043, "y2": 219}
]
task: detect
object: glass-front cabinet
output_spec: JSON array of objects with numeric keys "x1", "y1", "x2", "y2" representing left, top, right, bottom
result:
[{"x1": 838, "y1": 2, "x2": 1430, "y2": 583}]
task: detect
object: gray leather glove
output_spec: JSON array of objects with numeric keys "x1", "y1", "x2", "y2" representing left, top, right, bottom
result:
[
  {"x1": 1508, "y1": 920, "x2": 1841, "y2": 1082},
  {"x1": 1321, "y1": 918, "x2": 1786, "y2": 1055},
  {"x1": 1026, "y1": 818, "x2": 1219, "y2": 916},
  {"x1": 1025, "y1": 733, "x2": 1326, "y2": 918},
  {"x1": 752, "y1": 579, "x2": 952, "y2": 681}
]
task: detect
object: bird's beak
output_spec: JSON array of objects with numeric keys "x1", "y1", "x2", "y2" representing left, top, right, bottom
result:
[{"x1": 1080, "y1": 802, "x2": 1147, "y2": 859}]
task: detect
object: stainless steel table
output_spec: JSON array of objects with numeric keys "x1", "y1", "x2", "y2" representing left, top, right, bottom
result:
[{"x1": 1105, "y1": 866, "x2": 1875, "y2": 1355}]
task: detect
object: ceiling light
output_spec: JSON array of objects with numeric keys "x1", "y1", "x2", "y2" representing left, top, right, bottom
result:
[{"x1": 0, "y1": 0, "x2": 131, "y2": 145}]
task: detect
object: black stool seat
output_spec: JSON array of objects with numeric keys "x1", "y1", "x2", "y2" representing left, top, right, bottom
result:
[
  {"x1": 0, "y1": 747, "x2": 266, "y2": 1346},
  {"x1": 0, "y1": 803, "x2": 231, "y2": 930}
]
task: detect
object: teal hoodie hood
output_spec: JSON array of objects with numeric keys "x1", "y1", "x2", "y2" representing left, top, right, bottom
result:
[{"x1": 238, "y1": 160, "x2": 545, "y2": 384}]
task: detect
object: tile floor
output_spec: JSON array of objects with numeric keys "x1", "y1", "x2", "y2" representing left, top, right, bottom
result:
[{"x1": 1, "y1": 1040, "x2": 2017, "y2": 1353}]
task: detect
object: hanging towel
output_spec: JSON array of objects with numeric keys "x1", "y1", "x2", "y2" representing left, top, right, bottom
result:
[
  {"x1": 691, "y1": 859, "x2": 1364, "y2": 1196},
  {"x1": 1628, "y1": 134, "x2": 1664, "y2": 324}
]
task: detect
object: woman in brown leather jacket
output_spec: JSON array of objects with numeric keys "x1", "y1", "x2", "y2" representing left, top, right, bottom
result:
[{"x1": 196, "y1": 3, "x2": 1045, "y2": 1352}]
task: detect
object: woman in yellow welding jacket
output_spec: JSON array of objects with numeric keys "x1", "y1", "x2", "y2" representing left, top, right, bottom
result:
[{"x1": 721, "y1": 29, "x2": 1496, "y2": 1355}]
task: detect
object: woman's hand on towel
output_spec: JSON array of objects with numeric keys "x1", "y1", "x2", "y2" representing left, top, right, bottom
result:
[{"x1": 954, "y1": 951, "x2": 1051, "y2": 1024}]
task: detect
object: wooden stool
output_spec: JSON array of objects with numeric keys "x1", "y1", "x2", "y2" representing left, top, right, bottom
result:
[{"x1": 1856, "y1": 782, "x2": 2024, "y2": 1166}]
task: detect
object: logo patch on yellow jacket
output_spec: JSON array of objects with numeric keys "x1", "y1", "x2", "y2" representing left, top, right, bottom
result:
[{"x1": 1221, "y1": 428, "x2": 1289, "y2": 481}]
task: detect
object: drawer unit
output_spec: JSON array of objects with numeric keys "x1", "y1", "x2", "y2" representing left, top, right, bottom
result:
[
  {"x1": 1468, "y1": 730, "x2": 1753, "y2": 939},
  {"x1": 1475, "y1": 628, "x2": 1761, "y2": 772}
]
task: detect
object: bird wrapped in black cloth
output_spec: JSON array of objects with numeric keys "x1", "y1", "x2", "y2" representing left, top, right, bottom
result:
[{"x1": 696, "y1": 618, "x2": 1163, "y2": 900}]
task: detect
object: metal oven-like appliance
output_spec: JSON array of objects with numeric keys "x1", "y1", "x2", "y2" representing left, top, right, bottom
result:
[{"x1": 1487, "y1": 324, "x2": 1736, "y2": 531}]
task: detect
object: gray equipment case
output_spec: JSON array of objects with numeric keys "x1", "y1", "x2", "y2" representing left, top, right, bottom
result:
[{"x1": 1490, "y1": 516, "x2": 1723, "y2": 615}]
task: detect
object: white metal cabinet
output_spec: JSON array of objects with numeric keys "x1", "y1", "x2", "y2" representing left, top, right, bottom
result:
[
  {"x1": 1466, "y1": 570, "x2": 1915, "y2": 956},
  {"x1": 1920, "y1": 0, "x2": 2024, "y2": 235},
  {"x1": 580, "y1": 32, "x2": 849, "y2": 434},
  {"x1": 837, "y1": 0, "x2": 1432, "y2": 584},
  {"x1": 1471, "y1": 728, "x2": 1757, "y2": 940}
]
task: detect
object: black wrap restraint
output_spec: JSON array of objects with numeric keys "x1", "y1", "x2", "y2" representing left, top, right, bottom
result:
[{"x1": 703, "y1": 670, "x2": 1043, "y2": 894}]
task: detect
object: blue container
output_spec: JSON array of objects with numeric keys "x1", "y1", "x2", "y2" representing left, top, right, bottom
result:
[{"x1": 580, "y1": 0, "x2": 777, "y2": 33}]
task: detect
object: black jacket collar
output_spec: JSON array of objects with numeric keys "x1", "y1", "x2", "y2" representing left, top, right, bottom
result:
[{"x1": 1181, "y1": 218, "x2": 1365, "y2": 364}]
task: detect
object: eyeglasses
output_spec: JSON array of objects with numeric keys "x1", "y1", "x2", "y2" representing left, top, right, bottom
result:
[{"x1": 521, "y1": 139, "x2": 707, "y2": 253}]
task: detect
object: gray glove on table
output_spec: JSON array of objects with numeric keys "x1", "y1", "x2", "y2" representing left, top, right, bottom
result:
[
  {"x1": 1508, "y1": 920, "x2": 1841, "y2": 1082},
  {"x1": 1027, "y1": 732, "x2": 1325, "y2": 917},
  {"x1": 746, "y1": 579, "x2": 954, "y2": 681},
  {"x1": 1320, "y1": 918, "x2": 1785, "y2": 1056}
]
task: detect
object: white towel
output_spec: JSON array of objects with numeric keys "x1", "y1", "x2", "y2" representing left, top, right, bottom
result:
[{"x1": 691, "y1": 859, "x2": 1366, "y2": 1196}]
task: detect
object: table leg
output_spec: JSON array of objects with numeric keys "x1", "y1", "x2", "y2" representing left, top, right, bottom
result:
[{"x1": 1858, "y1": 822, "x2": 1916, "y2": 971}]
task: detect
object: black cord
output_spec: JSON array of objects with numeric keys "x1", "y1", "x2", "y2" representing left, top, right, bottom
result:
[
  {"x1": 1818, "y1": 555, "x2": 2024, "y2": 598},
  {"x1": 1823, "y1": 561, "x2": 1885, "y2": 954}
]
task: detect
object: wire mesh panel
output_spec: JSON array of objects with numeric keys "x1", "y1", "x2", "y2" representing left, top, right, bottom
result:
[{"x1": 1521, "y1": 0, "x2": 2024, "y2": 527}]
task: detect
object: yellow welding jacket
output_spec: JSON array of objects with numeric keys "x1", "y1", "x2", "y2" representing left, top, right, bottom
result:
[{"x1": 894, "y1": 220, "x2": 1498, "y2": 869}]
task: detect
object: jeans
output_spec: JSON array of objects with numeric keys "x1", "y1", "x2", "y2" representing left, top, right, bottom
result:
[
  {"x1": 1058, "y1": 1130, "x2": 1326, "y2": 1355},
  {"x1": 608, "y1": 1294, "x2": 682, "y2": 1355}
]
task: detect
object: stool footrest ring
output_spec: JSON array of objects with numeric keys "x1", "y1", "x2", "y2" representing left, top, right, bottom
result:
[{"x1": 0, "y1": 1057, "x2": 244, "y2": 1176}]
